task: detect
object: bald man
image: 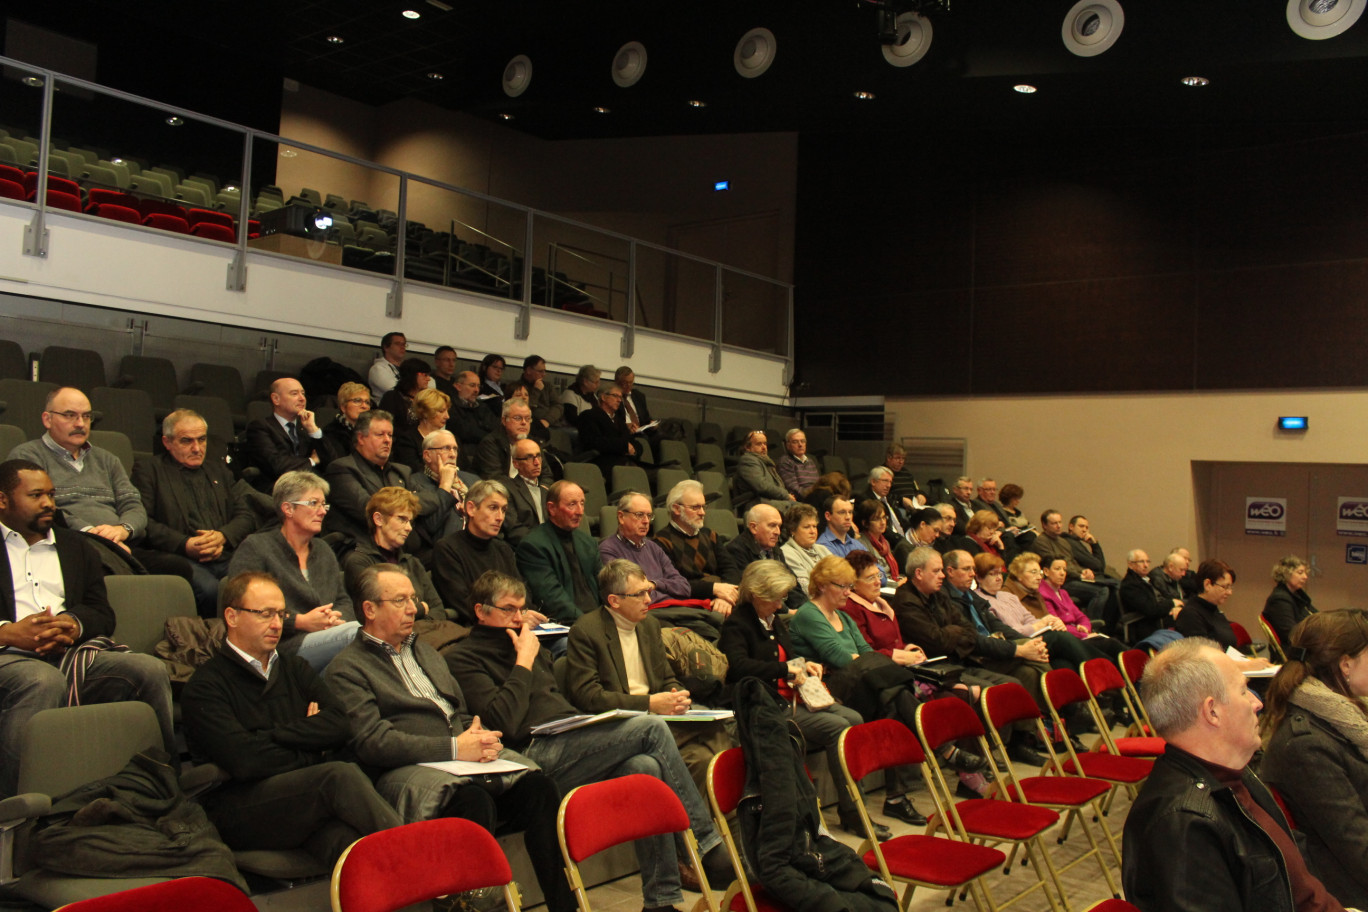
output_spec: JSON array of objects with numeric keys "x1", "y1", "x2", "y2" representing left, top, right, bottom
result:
[{"x1": 242, "y1": 377, "x2": 322, "y2": 491}]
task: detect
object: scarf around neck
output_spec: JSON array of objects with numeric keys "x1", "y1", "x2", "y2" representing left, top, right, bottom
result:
[{"x1": 1288, "y1": 675, "x2": 1368, "y2": 761}]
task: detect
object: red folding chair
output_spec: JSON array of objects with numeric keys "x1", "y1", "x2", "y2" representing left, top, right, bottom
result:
[
  {"x1": 1231, "y1": 621, "x2": 1253, "y2": 648},
  {"x1": 53, "y1": 877, "x2": 255, "y2": 912},
  {"x1": 1259, "y1": 613, "x2": 1288, "y2": 663},
  {"x1": 705, "y1": 748, "x2": 794, "y2": 912},
  {"x1": 980, "y1": 682, "x2": 1123, "y2": 895},
  {"x1": 1117, "y1": 649, "x2": 1157, "y2": 737},
  {"x1": 331, "y1": 817, "x2": 521, "y2": 912},
  {"x1": 914, "y1": 696, "x2": 1067, "y2": 912},
  {"x1": 838, "y1": 719, "x2": 1008, "y2": 911},
  {"x1": 559, "y1": 773, "x2": 718, "y2": 912},
  {"x1": 1041, "y1": 669, "x2": 1153, "y2": 820},
  {"x1": 1079, "y1": 658, "x2": 1165, "y2": 757}
]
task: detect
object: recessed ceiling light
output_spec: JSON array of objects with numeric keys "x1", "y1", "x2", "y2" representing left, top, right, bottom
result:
[
  {"x1": 427, "y1": 72, "x2": 443, "y2": 80},
  {"x1": 1181, "y1": 75, "x2": 1210, "y2": 86},
  {"x1": 165, "y1": 116, "x2": 184, "y2": 126},
  {"x1": 21, "y1": 76, "x2": 43, "y2": 88},
  {"x1": 402, "y1": 9, "x2": 421, "y2": 19},
  {"x1": 280, "y1": 149, "x2": 298, "y2": 158},
  {"x1": 687, "y1": 99, "x2": 707, "y2": 108},
  {"x1": 1014, "y1": 83, "x2": 1038, "y2": 94},
  {"x1": 592, "y1": 106, "x2": 611, "y2": 114},
  {"x1": 326, "y1": 35, "x2": 344, "y2": 45},
  {"x1": 499, "y1": 113, "x2": 515, "y2": 121},
  {"x1": 853, "y1": 90, "x2": 875, "y2": 100}
]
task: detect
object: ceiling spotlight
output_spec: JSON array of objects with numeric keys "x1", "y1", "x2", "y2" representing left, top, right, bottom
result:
[
  {"x1": 1014, "y1": 84, "x2": 1038, "y2": 94},
  {"x1": 326, "y1": 35, "x2": 344, "y2": 44},
  {"x1": 165, "y1": 116, "x2": 185, "y2": 126},
  {"x1": 734, "y1": 27, "x2": 778, "y2": 79},
  {"x1": 1287, "y1": 0, "x2": 1365, "y2": 38},
  {"x1": 881, "y1": 11, "x2": 934, "y2": 68},
  {"x1": 1181, "y1": 75, "x2": 1210, "y2": 86},
  {"x1": 427, "y1": 72, "x2": 444, "y2": 80},
  {"x1": 592, "y1": 106, "x2": 611, "y2": 114},
  {"x1": 502, "y1": 54, "x2": 533, "y2": 97},
  {"x1": 687, "y1": 99, "x2": 708, "y2": 108},
  {"x1": 21, "y1": 76, "x2": 43, "y2": 88},
  {"x1": 499, "y1": 113, "x2": 515, "y2": 121},
  {"x1": 612, "y1": 41, "x2": 648, "y2": 88},
  {"x1": 279, "y1": 149, "x2": 298, "y2": 158},
  {"x1": 402, "y1": 9, "x2": 421, "y2": 19},
  {"x1": 1062, "y1": 0, "x2": 1125, "y2": 57},
  {"x1": 853, "y1": 90, "x2": 875, "y2": 100}
]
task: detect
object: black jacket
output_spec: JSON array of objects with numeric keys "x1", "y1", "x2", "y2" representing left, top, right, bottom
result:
[
  {"x1": 242, "y1": 415, "x2": 315, "y2": 492},
  {"x1": 1175, "y1": 594, "x2": 1238, "y2": 651},
  {"x1": 132, "y1": 452, "x2": 258, "y2": 560},
  {"x1": 474, "y1": 431, "x2": 552, "y2": 485},
  {"x1": 432, "y1": 529, "x2": 521, "y2": 626},
  {"x1": 577, "y1": 406, "x2": 635, "y2": 481},
  {"x1": 892, "y1": 583, "x2": 1015, "y2": 664},
  {"x1": 1262, "y1": 582, "x2": 1316, "y2": 647},
  {"x1": 0, "y1": 527, "x2": 113, "y2": 641},
  {"x1": 322, "y1": 454, "x2": 413, "y2": 543},
  {"x1": 1119, "y1": 568, "x2": 1175, "y2": 642},
  {"x1": 1122, "y1": 744, "x2": 1296, "y2": 912},
  {"x1": 446, "y1": 624, "x2": 578, "y2": 750},
  {"x1": 718, "y1": 600, "x2": 795, "y2": 695},
  {"x1": 503, "y1": 476, "x2": 548, "y2": 548},
  {"x1": 449, "y1": 400, "x2": 498, "y2": 473}
]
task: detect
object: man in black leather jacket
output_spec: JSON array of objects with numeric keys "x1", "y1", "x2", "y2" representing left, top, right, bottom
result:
[{"x1": 1122, "y1": 638, "x2": 1345, "y2": 912}]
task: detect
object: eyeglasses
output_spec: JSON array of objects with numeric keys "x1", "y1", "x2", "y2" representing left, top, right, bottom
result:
[
  {"x1": 425, "y1": 444, "x2": 458, "y2": 453},
  {"x1": 621, "y1": 587, "x2": 656, "y2": 601},
  {"x1": 287, "y1": 499, "x2": 330, "y2": 511},
  {"x1": 486, "y1": 603, "x2": 526, "y2": 615},
  {"x1": 346, "y1": 397, "x2": 372, "y2": 406},
  {"x1": 234, "y1": 606, "x2": 287, "y2": 621},
  {"x1": 858, "y1": 574, "x2": 881, "y2": 584},
  {"x1": 513, "y1": 453, "x2": 542, "y2": 462},
  {"x1": 619, "y1": 510, "x2": 652, "y2": 521},
  {"x1": 47, "y1": 410, "x2": 93, "y2": 422},
  {"x1": 508, "y1": 414, "x2": 532, "y2": 422},
  {"x1": 833, "y1": 583, "x2": 855, "y2": 592},
  {"x1": 382, "y1": 515, "x2": 414, "y2": 526},
  {"x1": 678, "y1": 501, "x2": 707, "y2": 513},
  {"x1": 375, "y1": 595, "x2": 419, "y2": 608}
]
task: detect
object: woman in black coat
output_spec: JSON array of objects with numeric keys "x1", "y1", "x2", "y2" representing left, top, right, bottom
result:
[{"x1": 1263, "y1": 555, "x2": 1316, "y2": 650}]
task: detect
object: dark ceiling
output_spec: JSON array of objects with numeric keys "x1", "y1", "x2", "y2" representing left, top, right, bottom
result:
[{"x1": 12, "y1": 1, "x2": 1368, "y2": 141}]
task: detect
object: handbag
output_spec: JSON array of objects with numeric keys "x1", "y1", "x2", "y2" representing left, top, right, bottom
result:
[
  {"x1": 909, "y1": 660, "x2": 965, "y2": 688},
  {"x1": 795, "y1": 675, "x2": 835, "y2": 711}
]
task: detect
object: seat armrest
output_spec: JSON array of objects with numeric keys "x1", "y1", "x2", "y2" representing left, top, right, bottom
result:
[{"x1": 0, "y1": 793, "x2": 49, "y2": 826}]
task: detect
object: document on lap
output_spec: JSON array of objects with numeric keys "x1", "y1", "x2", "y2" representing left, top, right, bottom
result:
[
  {"x1": 420, "y1": 757, "x2": 529, "y2": 775},
  {"x1": 529, "y1": 708, "x2": 644, "y2": 736}
]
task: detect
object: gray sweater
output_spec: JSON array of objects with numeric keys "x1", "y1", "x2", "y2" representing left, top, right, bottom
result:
[
  {"x1": 10, "y1": 435, "x2": 147, "y2": 536},
  {"x1": 226, "y1": 529, "x2": 353, "y2": 649}
]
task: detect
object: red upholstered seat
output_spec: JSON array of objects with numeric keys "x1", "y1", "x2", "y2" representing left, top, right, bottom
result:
[
  {"x1": 1004, "y1": 776, "x2": 1110, "y2": 806},
  {"x1": 45, "y1": 189, "x2": 82, "y2": 211},
  {"x1": 91, "y1": 203, "x2": 142, "y2": 224},
  {"x1": 865, "y1": 836, "x2": 1005, "y2": 887},
  {"x1": 24, "y1": 172, "x2": 80, "y2": 200},
  {"x1": 1081, "y1": 658, "x2": 1165, "y2": 757},
  {"x1": 0, "y1": 163, "x2": 24, "y2": 185},
  {"x1": 1102, "y1": 736, "x2": 1167, "y2": 757},
  {"x1": 87, "y1": 188, "x2": 140, "y2": 211},
  {"x1": 1061, "y1": 749, "x2": 1152, "y2": 782},
  {"x1": 186, "y1": 207, "x2": 234, "y2": 230},
  {"x1": 54, "y1": 876, "x2": 255, "y2": 912},
  {"x1": 191, "y1": 222, "x2": 236, "y2": 242},
  {"x1": 138, "y1": 197, "x2": 187, "y2": 220},
  {"x1": 0, "y1": 178, "x2": 24, "y2": 201},
  {"x1": 951, "y1": 798, "x2": 1061, "y2": 840},
  {"x1": 143, "y1": 212, "x2": 190, "y2": 233}
]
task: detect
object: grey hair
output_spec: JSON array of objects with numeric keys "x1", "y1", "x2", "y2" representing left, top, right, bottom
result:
[
  {"x1": 617, "y1": 491, "x2": 651, "y2": 512},
  {"x1": 868, "y1": 466, "x2": 893, "y2": 483},
  {"x1": 666, "y1": 479, "x2": 705, "y2": 514},
  {"x1": 598, "y1": 558, "x2": 646, "y2": 597},
  {"x1": 573, "y1": 364, "x2": 601, "y2": 386},
  {"x1": 471, "y1": 569, "x2": 527, "y2": 613},
  {"x1": 1271, "y1": 555, "x2": 1309, "y2": 584},
  {"x1": 502, "y1": 398, "x2": 531, "y2": 419},
  {"x1": 354, "y1": 409, "x2": 393, "y2": 437},
  {"x1": 1126, "y1": 549, "x2": 1146, "y2": 563},
  {"x1": 1162, "y1": 551, "x2": 1187, "y2": 569},
  {"x1": 356, "y1": 563, "x2": 411, "y2": 620},
  {"x1": 955, "y1": 475, "x2": 973, "y2": 486},
  {"x1": 1141, "y1": 637, "x2": 1227, "y2": 738},
  {"x1": 942, "y1": 549, "x2": 971, "y2": 571},
  {"x1": 904, "y1": 545, "x2": 940, "y2": 577},
  {"x1": 978, "y1": 477, "x2": 995, "y2": 487},
  {"x1": 740, "y1": 559, "x2": 797, "y2": 603},
  {"x1": 422, "y1": 429, "x2": 457, "y2": 451},
  {"x1": 784, "y1": 428, "x2": 805, "y2": 443},
  {"x1": 466, "y1": 479, "x2": 510, "y2": 507},
  {"x1": 272, "y1": 471, "x2": 330, "y2": 513},
  {"x1": 162, "y1": 408, "x2": 206, "y2": 438}
]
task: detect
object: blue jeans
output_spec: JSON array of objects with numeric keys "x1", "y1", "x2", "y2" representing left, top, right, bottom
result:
[
  {"x1": 295, "y1": 621, "x2": 361, "y2": 672},
  {"x1": 188, "y1": 558, "x2": 231, "y2": 619},
  {"x1": 525, "y1": 713, "x2": 720, "y2": 908}
]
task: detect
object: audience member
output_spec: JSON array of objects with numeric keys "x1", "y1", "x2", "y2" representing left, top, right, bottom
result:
[
  {"x1": 1173, "y1": 546, "x2": 1200, "y2": 597},
  {"x1": 1263, "y1": 555, "x2": 1317, "y2": 648},
  {"x1": 907, "y1": 506, "x2": 943, "y2": 549},
  {"x1": 960, "y1": 509, "x2": 1014, "y2": 562},
  {"x1": 500, "y1": 380, "x2": 550, "y2": 445},
  {"x1": 432, "y1": 480, "x2": 522, "y2": 626},
  {"x1": 10, "y1": 386, "x2": 194, "y2": 580},
  {"x1": 449, "y1": 371, "x2": 498, "y2": 472},
  {"x1": 653, "y1": 480, "x2": 740, "y2": 617},
  {"x1": 971, "y1": 477, "x2": 1010, "y2": 526},
  {"x1": 882, "y1": 443, "x2": 926, "y2": 513},
  {"x1": 1037, "y1": 556, "x2": 1128, "y2": 659},
  {"x1": 507, "y1": 355, "x2": 562, "y2": 429},
  {"x1": 980, "y1": 553, "x2": 1096, "y2": 671},
  {"x1": 339, "y1": 487, "x2": 444, "y2": 620},
  {"x1": 516, "y1": 481, "x2": 601, "y2": 625},
  {"x1": 559, "y1": 364, "x2": 600, "y2": 422},
  {"x1": 598, "y1": 492, "x2": 690, "y2": 603},
  {"x1": 318, "y1": 382, "x2": 372, "y2": 468},
  {"x1": 1174, "y1": 561, "x2": 1271, "y2": 672},
  {"x1": 501, "y1": 438, "x2": 548, "y2": 548},
  {"x1": 324, "y1": 565, "x2": 575, "y2": 912},
  {"x1": 226, "y1": 471, "x2": 358, "y2": 671},
  {"x1": 723, "y1": 503, "x2": 786, "y2": 572},
  {"x1": 779, "y1": 503, "x2": 832, "y2": 596},
  {"x1": 323, "y1": 409, "x2": 411, "y2": 543},
  {"x1": 390, "y1": 388, "x2": 449, "y2": 473},
  {"x1": 816, "y1": 496, "x2": 867, "y2": 559},
  {"x1": 719, "y1": 560, "x2": 873, "y2": 838},
  {"x1": 576, "y1": 385, "x2": 638, "y2": 481},
  {"x1": 430, "y1": 345, "x2": 459, "y2": 401},
  {"x1": 409, "y1": 430, "x2": 472, "y2": 554},
  {"x1": 852, "y1": 498, "x2": 900, "y2": 587},
  {"x1": 1030, "y1": 509, "x2": 1115, "y2": 625},
  {"x1": 476, "y1": 353, "x2": 507, "y2": 403},
  {"x1": 934, "y1": 503, "x2": 959, "y2": 553},
  {"x1": 377, "y1": 357, "x2": 432, "y2": 431},
  {"x1": 1260, "y1": 610, "x2": 1368, "y2": 909},
  {"x1": 613, "y1": 366, "x2": 654, "y2": 440},
  {"x1": 133, "y1": 408, "x2": 259, "y2": 618},
  {"x1": 367, "y1": 331, "x2": 407, "y2": 399},
  {"x1": 862, "y1": 466, "x2": 909, "y2": 540},
  {"x1": 775, "y1": 428, "x2": 820, "y2": 498},
  {"x1": 943, "y1": 476, "x2": 976, "y2": 535},
  {"x1": 732, "y1": 430, "x2": 794, "y2": 514},
  {"x1": 0, "y1": 459, "x2": 174, "y2": 797},
  {"x1": 448, "y1": 569, "x2": 731, "y2": 907},
  {"x1": 1120, "y1": 550, "x2": 1183, "y2": 643},
  {"x1": 476, "y1": 399, "x2": 551, "y2": 484},
  {"x1": 241, "y1": 377, "x2": 323, "y2": 490},
  {"x1": 800, "y1": 472, "x2": 851, "y2": 517},
  {"x1": 564, "y1": 559, "x2": 734, "y2": 788},
  {"x1": 997, "y1": 483, "x2": 1035, "y2": 546},
  {"x1": 1149, "y1": 550, "x2": 1190, "y2": 607},
  {"x1": 1123, "y1": 638, "x2": 1343, "y2": 912},
  {"x1": 181, "y1": 571, "x2": 402, "y2": 866}
]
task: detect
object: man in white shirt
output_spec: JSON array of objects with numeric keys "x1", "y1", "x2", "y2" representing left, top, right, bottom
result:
[
  {"x1": 0, "y1": 459, "x2": 174, "y2": 797},
  {"x1": 501, "y1": 438, "x2": 548, "y2": 548},
  {"x1": 367, "y1": 332, "x2": 407, "y2": 400}
]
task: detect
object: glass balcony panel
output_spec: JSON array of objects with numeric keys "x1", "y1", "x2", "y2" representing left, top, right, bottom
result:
[
  {"x1": 721, "y1": 268, "x2": 789, "y2": 355},
  {"x1": 530, "y1": 214, "x2": 631, "y2": 320},
  {"x1": 404, "y1": 179, "x2": 526, "y2": 299}
]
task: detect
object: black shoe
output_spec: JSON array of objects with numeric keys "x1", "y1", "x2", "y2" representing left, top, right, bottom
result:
[
  {"x1": 956, "y1": 782, "x2": 983, "y2": 801},
  {"x1": 1008, "y1": 741, "x2": 1047, "y2": 767},
  {"x1": 1067, "y1": 734, "x2": 1089, "y2": 754},
  {"x1": 838, "y1": 812, "x2": 892, "y2": 841},
  {"x1": 881, "y1": 798, "x2": 929, "y2": 826},
  {"x1": 701, "y1": 844, "x2": 734, "y2": 891},
  {"x1": 944, "y1": 745, "x2": 992, "y2": 776}
]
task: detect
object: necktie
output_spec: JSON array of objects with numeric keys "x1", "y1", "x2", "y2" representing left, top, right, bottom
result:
[{"x1": 287, "y1": 421, "x2": 299, "y2": 449}]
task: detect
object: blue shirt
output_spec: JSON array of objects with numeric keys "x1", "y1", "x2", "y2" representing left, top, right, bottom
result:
[{"x1": 817, "y1": 528, "x2": 869, "y2": 560}]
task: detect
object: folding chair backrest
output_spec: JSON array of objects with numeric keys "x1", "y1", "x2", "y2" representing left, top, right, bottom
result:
[
  {"x1": 560, "y1": 774, "x2": 690, "y2": 863},
  {"x1": 1259, "y1": 614, "x2": 1288, "y2": 663},
  {"x1": 839, "y1": 718, "x2": 924, "y2": 782},
  {"x1": 708, "y1": 747, "x2": 746, "y2": 816},
  {"x1": 1231, "y1": 621, "x2": 1252, "y2": 648},
  {"x1": 915, "y1": 693, "x2": 985, "y2": 752},
  {"x1": 55, "y1": 876, "x2": 255, "y2": 912}
]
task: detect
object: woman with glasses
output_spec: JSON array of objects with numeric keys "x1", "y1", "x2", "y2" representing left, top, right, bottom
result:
[
  {"x1": 391, "y1": 388, "x2": 451, "y2": 473},
  {"x1": 227, "y1": 470, "x2": 359, "y2": 671},
  {"x1": 1175, "y1": 559, "x2": 1272, "y2": 671},
  {"x1": 778, "y1": 504, "x2": 832, "y2": 597},
  {"x1": 477, "y1": 353, "x2": 506, "y2": 405},
  {"x1": 1260, "y1": 609, "x2": 1368, "y2": 908},
  {"x1": 852, "y1": 499, "x2": 901, "y2": 588},
  {"x1": 318, "y1": 381, "x2": 371, "y2": 468}
]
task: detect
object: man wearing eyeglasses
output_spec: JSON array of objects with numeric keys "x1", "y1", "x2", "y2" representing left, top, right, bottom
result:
[
  {"x1": 475, "y1": 399, "x2": 552, "y2": 485},
  {"x1": 501, "y1": 439, "x2": 549, "y2": 549},
  {"x1": 576, "y1": 384, "x2": 638, "y2": 482},
  {"x1": 409, "y1": 429, "x2": 473, "y2": 554},
  {"x1": 132, "y1": 408, "x2": 259, "y2": 619},
  {"x1": 598, "y1": 492, "x2": 690, "y2": 604},
  {"x1": 328, "y1": 565, "x2": 577, "y2": 912},
  {"x1": 181, "y1": 571, "x2": 402, "y2": 866},
  {"x1": 653, "y1": 479, "x2": 741, "y2": 620},
  {"x1": 432, "y1": 481, "x2": 524, "y2": 626},
  {"x1": 448, "y1": 568, "x2": 732, "y2": 911},
  {"x1": 340, "y1": 487, "x2": 446, "y2": 624},
  {"x1": 449, "y1": 371, "x2": 497, "y2": 474},
  {"x1": 9, "y1": 386, "x2": 196, "y2": 582}
]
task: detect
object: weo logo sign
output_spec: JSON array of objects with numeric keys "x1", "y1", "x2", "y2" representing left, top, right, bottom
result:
[
  {"x1": 1338, "y1": 497, "x2": 1368, "y2": 537},
  {"x1": 1245, "y1": 497, "x2": 1287, "y2": 537},
  {"x1": 1340, "y1": 502, "x2": 1368, "y2": 520}
]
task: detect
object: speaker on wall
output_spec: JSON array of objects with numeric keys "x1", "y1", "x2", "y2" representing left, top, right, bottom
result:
[
  {"x1": 502, "y1": 54, "x2": 532, "y2": 97},
  {"x1": 1061, "y1": 0, "x2": 1125, "y2": 57},
  {"x1": 734, "y1": 27, "x2": 777, "y2": 78}
]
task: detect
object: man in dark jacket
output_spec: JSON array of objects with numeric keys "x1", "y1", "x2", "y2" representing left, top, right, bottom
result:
[
  {"x1": 447, "y1": 569, "x2": 731, "y2": 911},
  {"x1": 1122, "y1": 638, "x2": 1343, "y2": 912},
  {"x1": 448, "y1": 371, "x2": 498, "y2": 474},
  {"x1": 133, "y1": 408, "x2": 259, "y2": 618},
  {"x1": 323, "y1": 410, "x2": 412, "y2": 543},
  {"x1": 722, "y1": 504, "x2": 803, "y2": 613},
  {"x1": 515, "y1": 481, "x2": 601, "y2": 625},
  {"x1": 1119, "y1": 550, "x2": 1182, "y2": 642},
  {"x1": 432, "y1": 481, "x2": 525, "y2": 626},
  {"x1": 240, "y1": 376, "x2": 323, "y2": 492},
  {"x1": 181, "y1": 571, "x2": 401, "y2": 865},
  {"x1": 576, "y1": 385, "x2": 637, "y2": 482}
]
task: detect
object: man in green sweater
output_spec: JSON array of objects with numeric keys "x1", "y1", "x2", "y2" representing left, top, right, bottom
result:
[{"x1": 181, "y1": 571, "x2": 401, "y2": 865}]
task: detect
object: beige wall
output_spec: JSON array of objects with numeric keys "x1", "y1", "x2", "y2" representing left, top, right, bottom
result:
[{"x1": 887, "y1": 388, "x2": 1368, "y2": 579}]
